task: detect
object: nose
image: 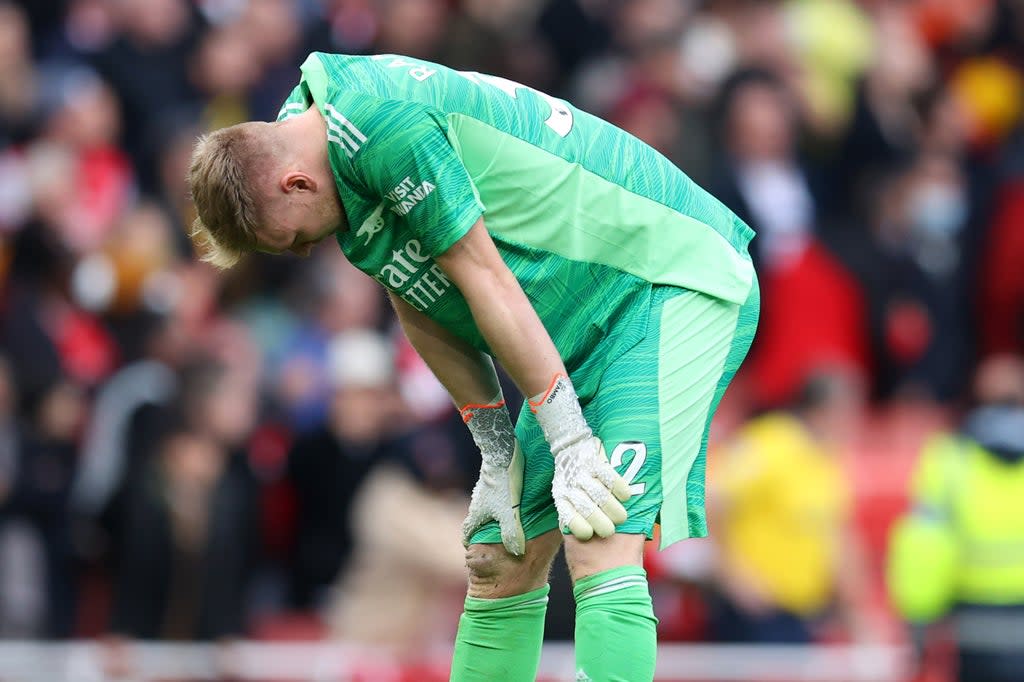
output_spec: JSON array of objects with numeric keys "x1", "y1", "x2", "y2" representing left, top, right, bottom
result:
[{"x1": 290, "y1": 243, "x2": 314, "y2": 257}]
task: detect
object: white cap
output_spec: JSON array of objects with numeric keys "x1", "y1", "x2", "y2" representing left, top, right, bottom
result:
[{"x1": 326, "y1": 329, "x2": 395, "y2": 389}]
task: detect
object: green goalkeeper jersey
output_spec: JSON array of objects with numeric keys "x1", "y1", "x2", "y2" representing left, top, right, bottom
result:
[{"x1": 277, "y1": 52, "x2": 755, "y2": 371}]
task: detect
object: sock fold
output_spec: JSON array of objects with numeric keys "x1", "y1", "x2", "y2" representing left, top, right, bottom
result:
[
  {"x1": 574, "y1": 566, "x2": 658, "y2": 682},
  {"x1": 450, "y1": 585, "x2": 549, "y2": 682}
]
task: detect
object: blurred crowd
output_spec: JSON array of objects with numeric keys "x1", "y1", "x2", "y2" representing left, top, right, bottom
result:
[{"x1": 0, "y1": 0, "x2": 1023, "y2": 677}]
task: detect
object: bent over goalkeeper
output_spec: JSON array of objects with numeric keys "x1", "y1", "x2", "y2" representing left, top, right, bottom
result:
[{"x1": 188, "y1": 52, "x2": 759, "y2": 682}]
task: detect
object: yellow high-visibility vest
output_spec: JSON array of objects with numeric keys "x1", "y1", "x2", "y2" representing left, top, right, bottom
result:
[{"x1": 887, "y1": 435, "x2": 1024, "y2": 623}]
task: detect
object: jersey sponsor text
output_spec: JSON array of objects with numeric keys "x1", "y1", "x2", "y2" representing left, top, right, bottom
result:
[
  {"x1": 385, "y1": 176, "x2": 436, "y2": 216},
  {"x1": 372, "y1": 238, "x2": 453, "y2": 311}
]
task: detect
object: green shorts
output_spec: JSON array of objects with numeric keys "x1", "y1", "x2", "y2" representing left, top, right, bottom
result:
[{"x1": 471, "y1": 275, "x2": 760, "y2": 549}]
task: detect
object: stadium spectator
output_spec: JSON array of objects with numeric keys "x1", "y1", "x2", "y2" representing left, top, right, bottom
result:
[
  {"x1": 107, "y1": 354, "x2": 261, "y2": 641},
  {"x1": 0, "y1": 2, "x2": 41, "y2": 147},
  {"x1": 888, "y1": 353, "x2": 1024, "y2": 682},
  {"x1": 324, "y1": 330, "x2": 470, "y2": 657},
  {"x1": 978, "y1": 124, "x2": 1024, "y2": 357},
  {"x1": 0, "y1": 353, "x2": 41, "y2": 637},
  {"x1": 110, "y1": 426, "x2": 259, "y2": 640},
  {"x1": 284, "y1": 328, "x2": 408, "y2": 609},
  {"x1": 833, "y1": 4, "x2": 936, "y2": 218},
  {"x1": 711, "y1": 68, "x2": 870, "y2": 406},
  {"x1": 865, "y1": 151, "x2": 974, "y2": 401},
  {"x1": 0, "y1": 377, "x2": 87, "y2": 637},
  {"x1": 709, "y1": 367, "x2": 874, "y2": 643},
  {"x1": 89, "y1": 0, "x2": 198, "y2": 191}
]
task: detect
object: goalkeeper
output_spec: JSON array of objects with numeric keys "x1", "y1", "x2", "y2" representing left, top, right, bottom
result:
[{"x1": 188, "y1": 52, "x2": 759, "y2": 682}]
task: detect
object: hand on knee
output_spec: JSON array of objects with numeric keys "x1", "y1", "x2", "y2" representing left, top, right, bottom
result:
[{"x1": 465, "y1": 530, "x2": 561, "y2": 599}]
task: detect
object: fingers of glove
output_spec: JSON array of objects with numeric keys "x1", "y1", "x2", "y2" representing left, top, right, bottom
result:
[
  {"x1": 498, "y1": 508, "x2": 526, "y2": 556},
  {"x1": 585, "y1": 507, "x2": 617, "y2": 538},
  {"x1": 567, "y1": 513, "x2": 594, "y2": 541},
  {"x1": 557, "y1": 492, "x2": 613, "y2": 540},
  {"x1": 461, "y1": 513, "x2": 482, "y2": 547},
  {"x1": 509, "y1": 440, "x2": 525, "y2": 504},
  {"x1": 578, "y1": 476, "x2": 628, "y2": 526},
  {"x1": 590, "y1": 456, "x2": 633, "y2": 503},
  {"x1": 555, "y1": 496, "x2": 594, "y2": 542},
  {"x1": 610, "y1": 475, "x2": 632, "y2": 503},
  {"x1": 599, "y1": 492, "x2": 628, "y2": 526},
  {"x1": 577, "y1": 477, "x2": 627, "y2": 533}
]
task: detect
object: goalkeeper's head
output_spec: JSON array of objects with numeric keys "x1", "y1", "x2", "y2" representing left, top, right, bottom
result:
[{"x1": 187, "y1": 110, "x2": 345, "y2": 268}]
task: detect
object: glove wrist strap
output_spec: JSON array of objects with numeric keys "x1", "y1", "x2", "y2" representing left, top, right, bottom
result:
[
  {"x1": 528, "y1": 373, "x2": 591, "y2": 454},
  {"x1": 461, "y1": 393, "x2": 515, "y2": 468}
]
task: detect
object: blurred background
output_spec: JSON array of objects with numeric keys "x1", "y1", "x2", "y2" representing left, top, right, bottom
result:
[{"x1": 0, "y1": 0, "x2": 1023, "y2": 680}]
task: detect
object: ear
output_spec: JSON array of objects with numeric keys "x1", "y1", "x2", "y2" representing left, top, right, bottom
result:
[{"x1": 280, "y1": 171, "x2": 317, "y2": 194}]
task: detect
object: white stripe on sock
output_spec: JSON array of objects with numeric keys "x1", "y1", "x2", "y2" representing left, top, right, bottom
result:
[
  {"x1": 576, "y1": 574, "x2": 646, "y2": 600},
  {"x1": 578, "y1": 579, "x2": 647, "y2": 601},
  {"x1": 520, "y1": 596, "x2": 549, "y2": 608}
]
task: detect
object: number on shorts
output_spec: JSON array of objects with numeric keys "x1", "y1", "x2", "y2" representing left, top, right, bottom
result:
[{"x1": 610, "y1": 441, "x2": 647, "y2": 495}]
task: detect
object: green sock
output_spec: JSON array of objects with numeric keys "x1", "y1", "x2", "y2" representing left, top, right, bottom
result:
[
  {"x1": 573, "y1": 566, "x2": 658, "y2": 682},
  {"x1": 449, "y1": 584, "x2": 549, "y2": 682}
]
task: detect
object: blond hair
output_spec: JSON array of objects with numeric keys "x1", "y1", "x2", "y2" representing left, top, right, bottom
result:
[{"x1": 187, "y1": 123, "x2": 274, "y2": 269}]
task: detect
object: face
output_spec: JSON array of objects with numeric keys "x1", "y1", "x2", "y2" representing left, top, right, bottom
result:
[
  {"x1": 728, "y1": 82, "x2": 794, "y2": 162},
  {"x1": 253, "y1": 172, "x2": 343, "y2": 257}
]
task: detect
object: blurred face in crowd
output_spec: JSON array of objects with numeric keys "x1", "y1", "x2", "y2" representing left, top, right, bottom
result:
[
  {"x1": 871, "y1": 6, "x2": 934, "y2": 95},
  {"x1": 161, "y1": 432, "x2": 225, "y2": 492},
  {"x1": 901, "y1": 154, "x2": 967, "y2": 239},
  {"x1": 973, "y1": 354, "x2": 1024, "y2": 406},
  {"x1": 376, "y1": 0, "x2": 448, "y2": 58},
  {"x1": 242, "y1": 0, "x2": 301, "y2": 65},
  {"x1": 37, "y1": 381, "x2": 87, "y2": 443},
  {"x1": 919, "y1": 87, "x2": 969, "y2": 156},
  {"x1": 191, "y1": 25, "x2": 261, "y2": 97},
  {"x1": 0, "y1": 3, "x2": 30, "y2": 68},
  {"x1": 329, "y1": 384, "x2": 395, "y2": 444},
  {"x1": 187, "y1": 366, "x2": 258, "y2": 448},
  {"x1": 112, "y1": 0, "x2": 190, "y2": 47},
  {"x1": 612, "y1": 91, "x2": 682, "y2": 159},
  {"x1": 616, "y1": 0, "x2": 689, "y2": 51},
  {"x1": 726, "y1": 81, "x2": 794, "y2": 162},
  {"x1": 47, "y1": 78, "x2": 122, "y2": 150},
  {"x1": 317, "y1": 254, "x2": 385, "y2": 332}
]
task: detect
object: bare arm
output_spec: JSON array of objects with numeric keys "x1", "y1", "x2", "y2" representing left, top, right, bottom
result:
[
  {"x1": 388, "y1": 289, "x2": 502, "y2": 408},
  {"x1": 432, "y1": 218, "x2": 630, "y2": 541},
  {"x1": 434, "y1": 218, "x2": 565, "y2": 398}
]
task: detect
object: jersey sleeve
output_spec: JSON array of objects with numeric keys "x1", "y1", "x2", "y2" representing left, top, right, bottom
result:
[
  {"x1": 327, "y1": 92, "x2": 484, "y2": 258},
  {"x1": 276, "y1": 84, "x2": 310, "y2": 122}
]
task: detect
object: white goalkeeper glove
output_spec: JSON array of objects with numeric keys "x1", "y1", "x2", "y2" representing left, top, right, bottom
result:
[
  {"x1": 529, "y1": 374, "x2": 631, "y2": 541},
  {"x1": 460, "y1": 397, "x2": 527, "y2": 556}
]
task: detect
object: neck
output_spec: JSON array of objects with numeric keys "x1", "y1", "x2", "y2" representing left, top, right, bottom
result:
[
  {"x1": 282, "y1": 108, "x2": 348, "y2": 231},
  {"x1": 283, "y1": 107, "x2": 329, "y2": 169}
]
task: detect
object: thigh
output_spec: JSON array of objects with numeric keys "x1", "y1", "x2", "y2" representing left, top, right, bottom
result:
[
  {"x1": 656, "y1": 279, "x2": 758, "y2": 546},
  {"x1": 590, "y1": 281, "x2": 759, "y2": 547},
  {"x1": 469, "y1": 279, "x2": 760, "y2": 548},
  {"x1": 580, "y1": 301, "x2": 664, "y2": 540},
  {"x1": 564, "y1": 532, "x2": 646, "y2": 583},
  {"x1": 467, "y1": 335, "x2": 662, "y2": 546}
]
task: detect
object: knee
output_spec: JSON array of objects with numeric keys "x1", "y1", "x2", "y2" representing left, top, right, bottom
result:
[
  {"x1": 564, "y1": 532, "x2": 646, "y2": 583},
  {"x1": 465, "y1": 530, "x2": 561, "y2": 599}
]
